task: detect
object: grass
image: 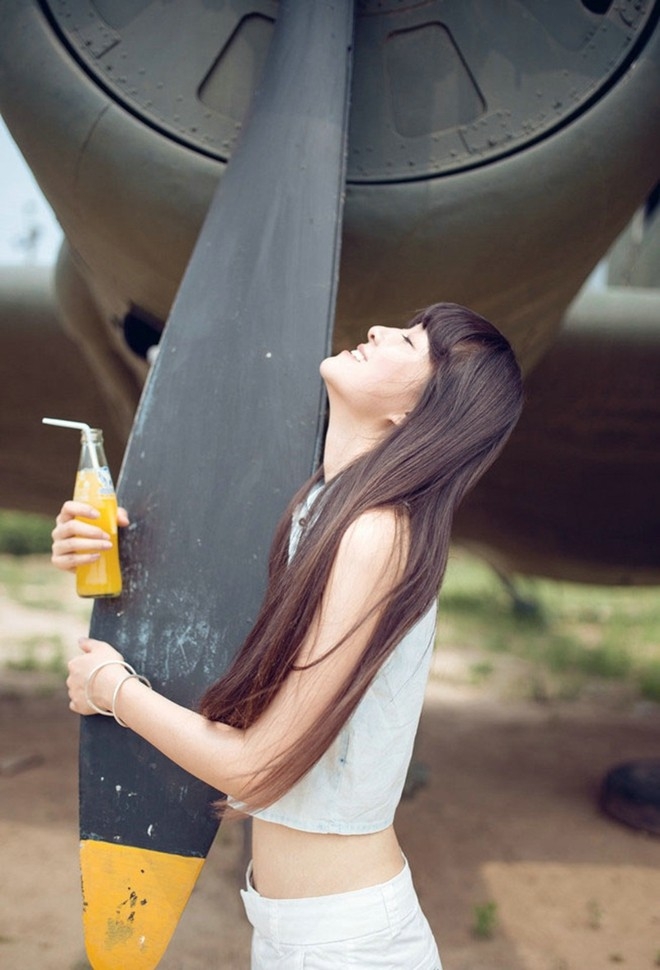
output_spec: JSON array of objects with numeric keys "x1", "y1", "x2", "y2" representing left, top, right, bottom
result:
[
  {"x1": 0, "y1": 555, "x2": 88, "y2": 613},
  {"x1": 0, "y1": 515, "x2": 92, "y2": 678},
  {"x1": 468, "y1": 660, "x2": 495, "y2": 685},
  {"x1": 438, "y1": 550, "x2": 660, "y2": 704},
  {"x1": 472, "y1": 900, "x2": 498, "y2": 939},
  {"x1": 0, "y1": 510, "x2": 53, "y2": 556},
  {"x1": 587, "y1": 897, "x2": 603, "y2": 930},
  {"x1": 6, "y1": 636, "x2": 69, "y2": 676},
  {"x1": 0, "y1": 521, "x2": 658, "y2": 706}
]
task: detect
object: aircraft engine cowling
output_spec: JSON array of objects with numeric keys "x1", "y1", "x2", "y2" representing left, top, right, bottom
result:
[{"x1": 0, "y1": 0, "x2": 658, "y2": 581}]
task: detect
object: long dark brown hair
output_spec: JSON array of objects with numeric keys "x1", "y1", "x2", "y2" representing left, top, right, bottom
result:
[{"x1": 200, "y1": 303, "x2": 523, "y2": 809}]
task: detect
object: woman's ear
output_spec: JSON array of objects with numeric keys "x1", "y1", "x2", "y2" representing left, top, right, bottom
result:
[{"x1": 387, "y1": 410, "x2": 410, "y2": 427}]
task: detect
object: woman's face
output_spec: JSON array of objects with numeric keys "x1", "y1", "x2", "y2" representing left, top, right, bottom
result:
[{"x1": 320, "y1": 323, "x2": 432, "y2": 426}]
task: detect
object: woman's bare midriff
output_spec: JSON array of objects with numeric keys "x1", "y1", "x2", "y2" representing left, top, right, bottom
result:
[{"x1": 251, "y1": 818, "x2": 404, "y2": 899}]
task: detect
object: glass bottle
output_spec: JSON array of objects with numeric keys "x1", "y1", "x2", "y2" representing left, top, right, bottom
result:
[{"x1": 73, "y1": 429, "x2": 122, "y2": 597}]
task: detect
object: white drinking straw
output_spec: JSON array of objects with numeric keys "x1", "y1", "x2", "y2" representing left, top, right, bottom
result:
[{"x1": 42, "y1": 417, "x2": 101, "y2": 473}]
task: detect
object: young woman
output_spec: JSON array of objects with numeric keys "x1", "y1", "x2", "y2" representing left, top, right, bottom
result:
[{"x1": 53, "y1": 302, "x2": 523, "y2": 969}]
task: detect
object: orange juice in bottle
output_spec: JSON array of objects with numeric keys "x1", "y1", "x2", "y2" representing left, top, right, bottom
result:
[{"x1": 73, "y1": 428, "x2": 122, "y2": 597}]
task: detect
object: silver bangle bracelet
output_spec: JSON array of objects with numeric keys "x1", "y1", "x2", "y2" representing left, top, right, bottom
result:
[
  {"x1": 111, "y1": 672, "x2": 152, "y2": 728},
  {"x1": 84, "y1": 659, "x2": 138, "y2": 716}
]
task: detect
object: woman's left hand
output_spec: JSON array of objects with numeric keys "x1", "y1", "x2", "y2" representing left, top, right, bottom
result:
[{"x1": 67, "y1": 638, "x2": 128, "y2": 716}]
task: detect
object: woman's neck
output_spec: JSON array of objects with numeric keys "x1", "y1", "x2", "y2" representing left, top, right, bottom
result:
[{"x1": 322, "y1": 406, "x2": 387, "y2": 481}]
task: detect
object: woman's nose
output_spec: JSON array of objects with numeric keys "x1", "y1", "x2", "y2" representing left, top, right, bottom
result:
[{"x1": 368, "y1": 325, "x2": 384, "y2": 343}]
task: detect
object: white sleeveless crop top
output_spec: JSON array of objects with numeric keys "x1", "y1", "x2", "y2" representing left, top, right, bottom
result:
[{"x1": 229, "y1": 485, "x2": 437, "y2": 834}]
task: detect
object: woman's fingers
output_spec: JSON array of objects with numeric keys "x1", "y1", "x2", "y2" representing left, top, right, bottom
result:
[
  {"x1": 51, "y1": 550, "x2": 101, "y2": 572},
  {"x1": 55, "y1": 500, "x2": 100, "y2": 525},
  {"x1": 52, "y1": 526, "x2": 113, "y2": 573},
  {"x1": 54, "y1": 500, "x2": 129, "y2": 533},
  {"x1": 67, "y1": 639, "x2": 125, "y2": 714},
  {"x1": 57, "y1": 536, "x2": 113, "y2": 552},
  {"x1": 53, "y1": 502, "x2": 129, "y2": 538},
  {"x1": 52, "y1": 519, "x2": 112, "y2": 553},
  {"x1": 52, "y1": 500, "x2": 129, "y2": 573},
  {"x1": 52, "y1": 537, "x2": 111, "y2": 564},
  {"x1": 53, "y1": 552, "x2": 101, "y2": 570},
  {"x1": 53, "y1": 519, "x2": 110, "y2": 541}
]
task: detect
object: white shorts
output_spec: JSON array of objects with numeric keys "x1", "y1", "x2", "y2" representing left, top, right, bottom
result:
[{"x1": 240, "y1": 858, "x2": 442, "y2": 970}]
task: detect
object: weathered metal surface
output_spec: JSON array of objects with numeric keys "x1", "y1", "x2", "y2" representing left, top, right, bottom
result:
[
  {"x1": 41, "y1": 0, "x2": 658, "y2": 178},
  {"x1": 75, "y1": 1, "x2": 354, "y2": 966}
]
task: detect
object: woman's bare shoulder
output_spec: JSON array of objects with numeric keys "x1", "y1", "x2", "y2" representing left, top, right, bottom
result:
[{"x1": 338, "y1": 506, "x2": 409, "y2": 570}]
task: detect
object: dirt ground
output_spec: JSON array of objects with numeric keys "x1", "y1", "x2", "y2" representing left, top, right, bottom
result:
[{"x1": 1, "y1": 587, "x2": 660, "y2": 970}]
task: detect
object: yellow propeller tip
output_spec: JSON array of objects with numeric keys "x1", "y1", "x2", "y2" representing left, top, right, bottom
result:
[{"x1": 80, "y1": 839, "x2": 205, "y2": 970}]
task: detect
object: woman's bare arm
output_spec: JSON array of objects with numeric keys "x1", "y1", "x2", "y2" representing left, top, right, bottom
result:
[{"x1": 66, "y1": 508, "x2": 406, "y2": 800}]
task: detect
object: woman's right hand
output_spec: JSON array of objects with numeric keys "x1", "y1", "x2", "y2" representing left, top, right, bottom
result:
[{"x1": 51, "y1": 501, "x2": 130, "y2": 572}]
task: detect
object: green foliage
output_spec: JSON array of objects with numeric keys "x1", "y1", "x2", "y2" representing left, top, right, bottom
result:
[
  {"x1": 469, "y1": 660, "x2": 494, "y2": 684},
  {"x1": 639, "y1": 661, "x2": 660, "y2": 703},
  {"x1": 6, "y1": 637, "x2": 68, "y2": 676},
  {"x1": 439, "y1": 551, "x2": 660, "y2": 704},
  {"x1": 0, "y1": 555, "x2": 80, "y2": 612},
  {"x1": 0, "y1": 510, "x2": 53, "y2": 556},
  {"x1": 587, "y1": 897, "x2": 603, "y2": 929},
  {"x1": 1, "y1": 530, "x2": 658, "y2": 704},
  {"x1": 471, "y1": 900, "x2": 498, "y2": 939}
]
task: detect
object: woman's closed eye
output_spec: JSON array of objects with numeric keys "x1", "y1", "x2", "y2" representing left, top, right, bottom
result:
[{"x1": 402, "y1": 332, "x2": 414, "y2": 348}]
